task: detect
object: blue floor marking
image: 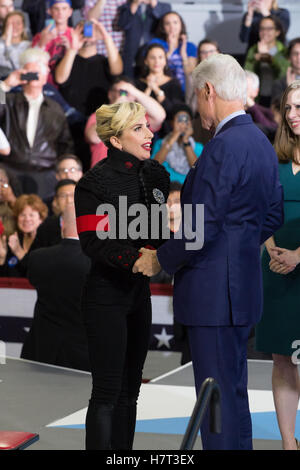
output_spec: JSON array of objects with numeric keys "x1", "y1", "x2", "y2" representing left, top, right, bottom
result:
[{"x1": 52, "y1": 411, "x2": 300, "y2": 441}]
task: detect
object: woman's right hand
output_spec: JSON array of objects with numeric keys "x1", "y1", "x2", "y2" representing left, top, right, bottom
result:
[
  {"x1": 172, "y1": 119, "x2": 188, "y2": 139},
  {"x1": 268, "y1": 246, "x2": 298, "y2": 275},
  {"x1": 0, "y1": 182, "x2": 16, "y2": 205},
  {"x1": 167, "y1": 33, "x2": 178, "y2": 56},
  {"x1": 269, "y1": 259, "x2": 296, "y2": 275},
  {"x1": 256, "y1": 0, "x2": 271, "y2": 16},
  {"x1": 270, "y1": 247, "x2": 300, "y2": 269},
  {"x1": 245, "y1": 0, "x2": 255, "y2": 26},
  {"x1": 257, "y1": 40, "x2": 268, "y2": 53},
  {"x1": 8, "y1": 232, "x2": 25, "y2": 260},
  {"x1": 70, "y1": 24, "x2": 85, "y2": 51},
  {"x1": 145, "y1": 73, "x2": 157, "y2": 90},
  {"x1": 255, "y1": 41, "x2": 271, "y2": 63},
  {"x1": 286, "y1": 66, "x2": 297, "y2": 86},
  {"x1": 39, "y1": 23, "x2": 57, "y2": 48},
  {"x1": 248, "y1": 0, "x2": 257, "y2": 13},
  {"x1": 2, "y1": 22, "x2": 13, "y2": 47}
]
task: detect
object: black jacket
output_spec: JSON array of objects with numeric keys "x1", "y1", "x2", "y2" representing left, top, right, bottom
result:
[
  {"x1": 0, "y1": 92, "x2": 74, "y2": 171},
  {"x1": 74, "y1": 147, "x2": 170, "y2": 285},
  {"x1": 21, "y1": 238, "x2": 91, "y2": 371},
  {"x1": 30, "y1": 215, "x2": 62, "y2": 251}
]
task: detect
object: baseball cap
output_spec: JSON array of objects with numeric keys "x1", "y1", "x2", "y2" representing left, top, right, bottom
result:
[{"x1": 49, "y1": 0, "x2": 72, "y2": 7}]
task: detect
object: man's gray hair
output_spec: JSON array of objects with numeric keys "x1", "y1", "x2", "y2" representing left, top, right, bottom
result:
[
  {"x1": 19, "y1": 47, "x2": 50, "y2": 75},
  {"x1": 192, "y1": 53, "x2": 247, "y2": 105}
]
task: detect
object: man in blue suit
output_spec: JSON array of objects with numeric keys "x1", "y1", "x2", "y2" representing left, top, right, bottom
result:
[{"x1": 133, "y1": 53, "x2": 284, "y2": 450}]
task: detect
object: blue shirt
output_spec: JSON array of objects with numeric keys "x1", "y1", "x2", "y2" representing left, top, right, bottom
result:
[
  {"x1": 214, "y1": 110, "x2": 246, "y2": 137},
  {"x1": 151, "y1": 137, "x2": 203, "y2": 184}
]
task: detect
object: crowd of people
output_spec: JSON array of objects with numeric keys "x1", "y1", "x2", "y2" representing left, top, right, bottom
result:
[{"x1": 0, "y1": 0, "x2": 299, "y2": 451}]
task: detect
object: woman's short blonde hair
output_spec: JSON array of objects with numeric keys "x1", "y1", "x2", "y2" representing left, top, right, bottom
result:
[{"x1": 95, "y1": 102, "x2": 146, "y2": 147}]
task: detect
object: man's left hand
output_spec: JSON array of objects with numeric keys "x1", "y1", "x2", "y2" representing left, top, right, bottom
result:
[{"x1": 132, "y1": 248, "x2": 161, "y2": 276}]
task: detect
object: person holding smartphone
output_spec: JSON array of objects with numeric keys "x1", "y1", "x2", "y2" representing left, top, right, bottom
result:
[
  {"x1": 239, "y1": 0, "x2": 290, "y2": 52},
  {"x1": 31, "y1": 0, "x2": 74, "y2": 86},
  {"x1": 54, "y1": 19, "x2": 123, "y2": 117},
  {"x1": 0, "y1": 10, "x2": 31, "y2": 79},
  {"x1": 0, "y1": 0, "x2": 14, "y2": 36},
  {"x1": 22, "y1": 0, "x2": 85, "y2": 36},
  {"x1": 244, "y1": 14, "x2": 289, "y2": 107},
  {"x1": 0, "y1": 47, "x2": 74, "y2": 199},
  {"x1": 148, "y1": 11, "x2": 197, "y2": 92},
  {"x1": 151, "y1": 103, "x2": 203, "y2": 184}
]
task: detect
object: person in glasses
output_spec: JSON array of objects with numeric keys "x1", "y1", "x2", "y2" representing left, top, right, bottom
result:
[
  {"x1": 55, "y1": 153, "x2": 83, "y2": 182},
  {"x1": 244, "y1": 15, "x2": 289, "y2": 107},
  {"x1": 239, "y1": 0, "x2": 290, "y2": 51}
]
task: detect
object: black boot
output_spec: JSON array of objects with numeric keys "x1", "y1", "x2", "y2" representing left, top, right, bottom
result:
[
  {"x1": 111, "y1": 403, "x2": 137, "y2": 450},
  {"x1": 85, "y1": 401, "x2": 114, "y2": 450}
]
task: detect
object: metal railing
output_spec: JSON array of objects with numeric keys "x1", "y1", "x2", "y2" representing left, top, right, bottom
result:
[{"x1": 180, "y1": 377, "x2": 221, "y2": 450}]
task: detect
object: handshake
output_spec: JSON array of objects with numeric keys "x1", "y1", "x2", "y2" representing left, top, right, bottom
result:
[{"x1": 132, "y1": 247, "x2": 161, "y2": 277}]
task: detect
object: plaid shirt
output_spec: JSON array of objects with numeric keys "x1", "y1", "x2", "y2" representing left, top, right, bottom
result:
[{"x1": 82, "y1": 0, "x2": 126, "y2": 56}]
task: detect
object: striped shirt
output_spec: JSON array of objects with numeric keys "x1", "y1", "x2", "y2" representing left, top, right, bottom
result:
[{"x1": 82, "y1": 0, "x2": 126, "y2": 56}]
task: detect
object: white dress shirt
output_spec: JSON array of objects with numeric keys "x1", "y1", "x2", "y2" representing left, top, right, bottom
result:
[{"x1": 24, "y1": 92, "x2": 44, "y2": 148}]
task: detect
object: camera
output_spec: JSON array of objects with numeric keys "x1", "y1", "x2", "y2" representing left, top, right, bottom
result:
[
  {"x1": 20, "y1": 72, "x2": 39, "y2": 81},
  {"x1": 83, "y1": 21, "x2": 93, "y2": 38},
  {"x1": 119, "y1": 89, "x2": 128, "y2": 97}
]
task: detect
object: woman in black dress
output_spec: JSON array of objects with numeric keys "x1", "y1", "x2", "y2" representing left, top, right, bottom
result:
[
  {"x1": 74, "y1": 101, "x2": 170, "y2": 450},
  {"x1": 135, "y1": 43, "x2": 184, "y2": 117}
]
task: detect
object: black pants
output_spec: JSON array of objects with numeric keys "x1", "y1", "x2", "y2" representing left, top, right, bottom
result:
[{"x1": 82, "y1": 276, "x2": 152, "y2": 450}]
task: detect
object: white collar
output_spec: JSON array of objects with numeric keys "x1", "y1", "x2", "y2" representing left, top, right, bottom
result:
[{"x1": 24, "y1": 92, "x2": 44, "y2": 105}]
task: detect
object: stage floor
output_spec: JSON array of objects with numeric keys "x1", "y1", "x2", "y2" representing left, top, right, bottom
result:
[{"x1": 0, "y1": 354, "x2": 299, "y2": 451}]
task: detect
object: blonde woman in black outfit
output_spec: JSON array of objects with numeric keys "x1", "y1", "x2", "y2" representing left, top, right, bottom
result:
[{"x1": 74, "y1": 101, "x2": 169, "y2": 450}]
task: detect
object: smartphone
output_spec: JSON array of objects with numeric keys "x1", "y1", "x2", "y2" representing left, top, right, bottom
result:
[
  {"x1": 177, "y1": 114, "x2": 189, "y2": 123},
  {"x1": 45, "y1": 18, "x2": 55, "y2": 31},
  {"x1": 20, "y1": 72, "x2": 39, "y2": 81},
  {"x1": 83, "y1": 21, "x2": 93, "y2": 38}
]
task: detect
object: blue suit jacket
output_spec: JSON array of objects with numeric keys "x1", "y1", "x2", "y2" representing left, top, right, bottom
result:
[{"x1": 157, "y1": 114, "x2": 284, "y2": 326}]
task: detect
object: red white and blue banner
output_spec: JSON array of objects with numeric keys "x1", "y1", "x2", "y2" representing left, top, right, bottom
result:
[{"x1": 0, "y1": 279, "x2": 177, "y2": 358}]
